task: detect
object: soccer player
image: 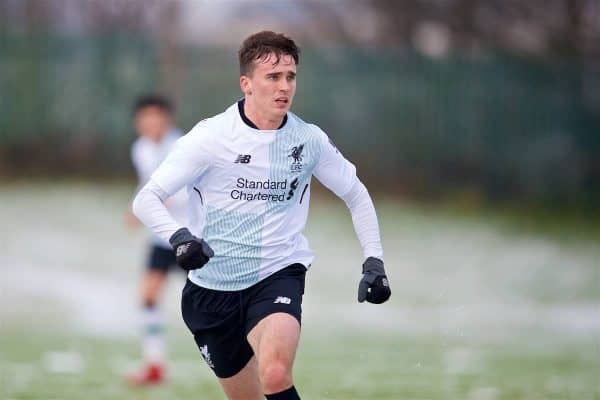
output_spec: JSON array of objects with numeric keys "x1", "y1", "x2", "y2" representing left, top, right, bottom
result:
[
  {"x1": 125, "y1": 94, "x2": 188, "y2": 385},
  {"x1": 133, "y1": 31, "x2": 391, "y2": 399}
]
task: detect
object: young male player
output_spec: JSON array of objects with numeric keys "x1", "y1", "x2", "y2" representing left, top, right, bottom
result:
[
  {"x1": 125, "y1": 95, "x2": 188, "y2": 385},
  {"x1": 133, "y1": 31, "x2": 391, "y2": 399}
]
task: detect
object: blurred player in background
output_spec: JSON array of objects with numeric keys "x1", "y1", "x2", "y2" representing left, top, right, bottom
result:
[
  {"x1": 124, "y1": 94, "x2": 189, "y2": 385},
  {"x1": 133, "y1": 32, "x2": 391, "y2": 399}
]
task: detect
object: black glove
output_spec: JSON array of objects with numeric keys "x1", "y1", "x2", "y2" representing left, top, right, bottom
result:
[
  {"x1": 358, "y1": 257, "x2": 391, "y2": 304},
  {"x1": 169, "y1": 228, "x2": 214, "y2": 271}
]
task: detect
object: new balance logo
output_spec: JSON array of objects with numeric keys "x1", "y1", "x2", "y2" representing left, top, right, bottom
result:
[
  {"x1": 274, "y1": 296, "x2": 291, "y2": 304},
  {"x1": 176, "y1": 243, "x2": 191, "y2": 257},
  {"x1": 234, "y1": 154, "x2": 252, "y2": 164}
]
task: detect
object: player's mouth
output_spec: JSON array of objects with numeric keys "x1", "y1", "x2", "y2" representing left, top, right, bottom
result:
[{"x1": 274, "y1": 97, "x2": 289, "y2": 107}]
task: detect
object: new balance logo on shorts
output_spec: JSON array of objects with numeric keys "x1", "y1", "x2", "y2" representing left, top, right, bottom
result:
[
  {"x1": 234, "y1": 154, "x2": 251, "y2": 164},
  {"x1": 274, "y1": 296, "x2": 291, "y2": 304}
]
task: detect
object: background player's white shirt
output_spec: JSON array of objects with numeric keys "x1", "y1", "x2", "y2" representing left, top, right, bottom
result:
[
  {"x1": 131, "y1": 129, "x2": 188, "y2": 248},
  {"x1": 144, "y1": 102, "x2": 382, "y2": 290}
]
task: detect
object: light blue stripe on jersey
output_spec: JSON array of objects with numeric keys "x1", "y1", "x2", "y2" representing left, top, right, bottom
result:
[
  {"x1": 191, "y1": 205, "x2": 263, "y2": 290},
  {"x1": 266, "y1": 122, "x2": 321, "y2": 214}
]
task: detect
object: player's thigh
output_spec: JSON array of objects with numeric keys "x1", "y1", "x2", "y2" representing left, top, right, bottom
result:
[
  {"x1": 140, "y1": 270, "x2": 167, "y2": 300},
  {"x1": 141, "y1": 245, "x2": 175, "y2": 299},
  {"x1": 146, "y1": 245, "x2": 177, "y2": 274},
  {"x1": 181, "y1": 280, "x2": 255, "y2": 379},
  {"x1": 245, "y1": 263, "x2": 306, "y2": 333},
  {"x1": 218, "y1": 356, "x2": 262, "y2": 400},
  {"x1": 244, "y1": 263, "x2": 306, "y2": 359},
  {"x1": 247, "y1": 312, "x2": 301, "y2": 365}
]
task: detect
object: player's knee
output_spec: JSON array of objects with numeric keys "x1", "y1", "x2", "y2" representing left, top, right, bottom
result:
[
  {"x1": 260, "y1": 362, "x2": 292, "y2": 393},
  {"x1": 142, "y1": 297, "x2": 157, "y2": 308},
  {"x1": 141, "y1": 275, "x2": 165, "y2": 305},
  {"x1": 141, "y1": 287, "x2": 159, "y2": 306}
]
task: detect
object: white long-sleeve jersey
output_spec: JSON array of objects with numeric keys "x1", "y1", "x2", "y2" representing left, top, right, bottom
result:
[
  {"x1": 133, "y1": 101, "x2": 383, "y2": 290},
  {"x1": 131, "y1": 129, "x2": 188, "y2": 248}
]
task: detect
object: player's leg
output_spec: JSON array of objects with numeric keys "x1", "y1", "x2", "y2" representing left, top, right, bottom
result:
[
  {"x1": 217, "y1": 356, "x2": 263, "y2": 400},
  {"x1": 244, "y1": 263, "x2": 307, "y2": 399},
  {"x1": 126, "y1": 245, "x2": 172, "y2": 385},
  {"x1": 247, "y1": 313, "x2": 301, "y2": 397},
  {"x1": 140, "y1": 269, "x2": 168, "y2": 364},
  {"x1": 181, "y1": 279, "x2": 263, "y2": 400}
]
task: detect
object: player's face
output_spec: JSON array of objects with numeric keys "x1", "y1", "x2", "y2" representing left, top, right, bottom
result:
[
  {"x1": 134, "y1": 106, "x2": 171, "y2": 142},
  {"x1": 242, "y1": 53, "x2": 297, "y2": 119}
]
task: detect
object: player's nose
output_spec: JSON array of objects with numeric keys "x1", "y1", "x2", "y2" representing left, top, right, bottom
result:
[{"x1": 278, "y1": 80, "x2": 291, "y2": 92}]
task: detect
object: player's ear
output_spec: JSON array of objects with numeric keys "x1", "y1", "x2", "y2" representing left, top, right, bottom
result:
[{"x1": 240, "y1": 75, "x2": 252, "y2": 96}]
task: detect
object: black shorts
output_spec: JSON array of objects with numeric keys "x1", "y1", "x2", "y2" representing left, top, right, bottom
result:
[
  {"x1": 181, "y1": 263, "x2": 307, "y2": 378},
  {"x1": 147, "y1": 245, "x2": 177, "y2": 272}
]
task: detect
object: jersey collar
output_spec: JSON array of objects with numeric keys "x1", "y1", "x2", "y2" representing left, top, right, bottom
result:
[{"x1": 237, "y1": 99, "x2": 288, "y2": 131}]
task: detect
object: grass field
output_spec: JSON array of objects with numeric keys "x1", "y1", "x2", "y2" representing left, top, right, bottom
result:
[{"x1": 1, "y1": 183, "x2": 599, "y2": 399}]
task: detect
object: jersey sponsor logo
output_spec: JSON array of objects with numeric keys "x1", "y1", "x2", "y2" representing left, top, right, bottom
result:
[
  {"x1": 231, "y1": 189, "x2": 286, "y2": 202},
  {"x1": 288, "y1": 144, "x2": 305, "y2": 173},
  {"x1": 236, "y1": 178, "x2": 287, "y2": 190},
  {"x1": 231, "y1": 178, "x2": 289, "y2": 202},
  {"x1": 229, "y1": 176, "x2": 306, "y2": 202},
  {"x1": 199, "y1": 344, "x2": 215, "y2": 369},
  {"x1": 274, "y1": 296, "x2": 292, "y2": 304},
  {"x1": 286, "y1": 177, "x2": 299, "y2": 200},
  {"x1": 234, "y1": 154, "x2": 252, "y2": 164}
]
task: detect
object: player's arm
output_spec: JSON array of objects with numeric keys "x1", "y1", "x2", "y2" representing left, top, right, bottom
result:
[
  {"x1": 126, "y1": 142, "x2": 155, "y2": 229},
  {"x1": 132, "y1": 124, "x2": 214, "y2": 270},
  {"x1": 312, "y1": 129, "x2": 391, "y2": 304}
]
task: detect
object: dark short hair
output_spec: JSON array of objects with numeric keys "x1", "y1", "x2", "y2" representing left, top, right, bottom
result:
[
  {"x1": 133, "y1": 94, "x2": 173, "y2": 115},
  {"x1": 238, "y1": 31, "x2": 300, "y2": 76}
]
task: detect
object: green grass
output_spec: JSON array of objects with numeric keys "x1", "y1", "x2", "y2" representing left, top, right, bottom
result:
[{"x1": 1, "y1": 329, "x2": 599, "y2": 399}]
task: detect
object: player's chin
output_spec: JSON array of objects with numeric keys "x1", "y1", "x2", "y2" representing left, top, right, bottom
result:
[
  {"x1": 273, "y1": 102, "x2": 292, "y2": 115},
  {"x1": 271, "y1": 108, "x2": 288, "y2": 118}
]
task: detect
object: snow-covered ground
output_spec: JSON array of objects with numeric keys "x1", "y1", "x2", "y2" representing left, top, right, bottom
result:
[{"x1": 1, "y1": 183, "x2": 599, "y2": 343}]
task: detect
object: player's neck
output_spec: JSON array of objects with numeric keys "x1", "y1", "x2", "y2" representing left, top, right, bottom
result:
[
  {"x1": 242, "y1": 98, "x2": 285, "y2": 130},
  {"x1": 143, "y1": 128, "x2": 171, "y2": 144}
]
